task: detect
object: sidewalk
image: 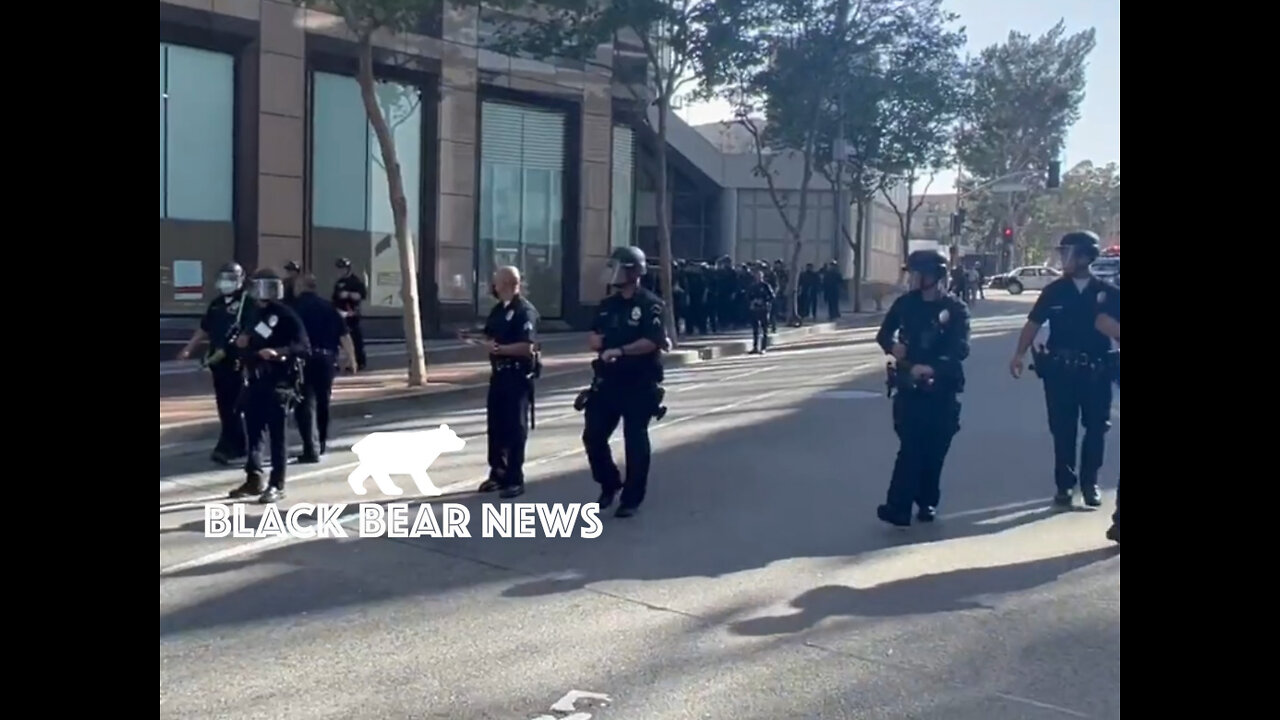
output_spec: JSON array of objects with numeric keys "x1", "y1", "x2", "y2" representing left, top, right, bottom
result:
[{"x1": 159, "y1": 312, "x2": 886, "y2": 446}]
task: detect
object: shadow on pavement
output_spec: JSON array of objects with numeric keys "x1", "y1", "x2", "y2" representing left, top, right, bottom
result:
[
  {"x1": 729, "y1": 546, "x2": 1117, "y2": 636},
  {"x1": 159, "y1": 326, "x2": 1116, "y2": 640}
]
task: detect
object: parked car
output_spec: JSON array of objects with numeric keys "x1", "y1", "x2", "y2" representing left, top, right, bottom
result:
[
  {"x1": 1090, "y1": 256, "x2": 1120, "y2": 286},
  {"x1": 1002, "y1": 266, "x2": 1061, "y2": 294}
]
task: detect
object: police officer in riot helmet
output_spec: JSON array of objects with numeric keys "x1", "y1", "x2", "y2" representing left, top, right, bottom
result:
[
  {"x1": 282, "y1": 260, "x2": 301, "y2": 305},
  {"x1": 333, "y1": 257, "x2": 368, "y2": 370},
  {"x1": 229, "y1": 268, "x2": 311, "y2": 504},
  {"x1": 874, "y1": 249, "x2": 971, "y2": 527},
  {"x1": 179, "y1": 262, "x2": 251, "y2": 464},
  {"x1": 582, "y1": 246, "x2": 667, "y2": 518},
  {"x1": 1009, "y1": 230, "x2": 1121, "y2": 509}
]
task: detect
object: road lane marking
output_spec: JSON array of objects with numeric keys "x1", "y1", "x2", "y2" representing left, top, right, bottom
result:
[
  {"x1": 159, "y1": 364, "x2": 783, "y2": 501},
  {"x1": 992, "y1": 692, "x2": 1091, "y2": 718},
  {"x1": 159, "y1": 363, "x2": 876, "y2": 575}
]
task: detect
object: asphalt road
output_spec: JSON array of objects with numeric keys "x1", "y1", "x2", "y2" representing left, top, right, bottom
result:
[{"x1": 159, "y1": 293, "x2": 1120, "y2": 720}]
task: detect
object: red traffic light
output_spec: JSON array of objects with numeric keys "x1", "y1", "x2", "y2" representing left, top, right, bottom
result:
[{"x1": 1002, "y1": 227, "x2": 1013, "y2": 238}]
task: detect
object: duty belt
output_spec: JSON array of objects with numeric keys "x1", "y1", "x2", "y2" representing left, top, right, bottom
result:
[
  {"x1": 493, "y1": 360, "x2": 531, "y2": 373},
  {"x1": 1031, "y1": 348, "x2": 1118, "y2": 377}
]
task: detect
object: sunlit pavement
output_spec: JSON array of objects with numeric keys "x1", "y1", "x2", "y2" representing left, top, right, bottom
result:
[{"x1": 159, "y1": 293, "x2": 1119, "y2": 720}]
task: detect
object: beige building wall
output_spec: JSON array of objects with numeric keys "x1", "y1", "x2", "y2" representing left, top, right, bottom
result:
[{"x1": 160, "y1": 0, "x2": 616, "y2": 326}]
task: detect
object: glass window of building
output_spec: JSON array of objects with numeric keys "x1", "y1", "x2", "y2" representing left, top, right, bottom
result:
[
  {"x1": 479, "y1": 100, "x2": 567, "y2": 317},
  {"x1": 611, "y1": 125, "x2": 634, "y2": 249},
  {"x1": 311, "y1": 72, "x2": 423, "y2": 317},
  {"x1": 159, "y1": 42, "x2": 235, "y2": 314}
]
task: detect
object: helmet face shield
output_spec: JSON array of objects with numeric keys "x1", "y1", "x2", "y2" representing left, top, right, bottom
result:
[
  {"x1": 1058, "y1": 244, "x2": 1093, "y2": 272},
  {"x1": 250, "y1": 278, "x2": 284, "y2": 301},
  {"x1": 602, "y1": 260, "x2": 636, "y2": 286}
]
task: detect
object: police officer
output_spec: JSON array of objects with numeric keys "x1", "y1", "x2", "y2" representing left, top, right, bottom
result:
[
  {"x1": 583, "y1": 246, "x2": 666, "y2": 518},
  {"x1": 822, "y1": 260, "x2": 842, "y2": 320},
  {"x1": 229, "y1": 269, "x2": 311, "y2": 503},
  {"x1": 177, "y1": 262, "x2": 249, "y2": 465},
  {"x1": 798, "y1": 262, "x2": 820, "y2": 321},
  {"x1": 874, "y1": 250, "x2": 971, "y2": 527},
  {"x1": 1095, "y1": 310, "x2": 1121, "y2": 544},
  {"x1": 332, "y1": 257, "x2": 368, "y2": 370},
  {"x1": 291, "y1": 274, "x2": 357, "y2": 463},
  {"x1": 745, "y1": 266, "x2": 775, "y2": 354},
  {"x1": 1009, "y1": 231, "x2": 1121, "y2": 508},
  {"x1": 283, "y1": 260, "x2": 301, "y2": 305},
  {"x1": 471, "y1": 266, "x2": 540, "y2": 499}
]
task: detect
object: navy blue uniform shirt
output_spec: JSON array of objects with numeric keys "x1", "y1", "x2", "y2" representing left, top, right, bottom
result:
[
  {"x1": 483, "y1": 295, "x2": 539, "y2": 374},
  {"x1": 292, "y1": 291, "x2": 348, "y2": 355},
  {"x1": 241, "y1": 300, "x2": 311, "y2": 384},
  {"x1": 590, "y1": 288, "x2": 665, "y2": 384},
  {"x1": 876, "y1": 290, "x2": 972, "y2": 393},
  {"x1": 200, "y1": 289, "x2": 248, "y2": 355},
  {"x1": 1028, "y1": 276, "x2": 1121, "y2": 358}
]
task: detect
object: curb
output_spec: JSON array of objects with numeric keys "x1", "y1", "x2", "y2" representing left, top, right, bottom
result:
[{"x1": 158, "y1": 315, "x2": 881, "y2": 447}]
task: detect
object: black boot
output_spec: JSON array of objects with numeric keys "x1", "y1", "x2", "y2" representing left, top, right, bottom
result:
[
  {"x1": 1081, "y1": 485, "x2": 1103, "y2": 507},
  {"x1": 877, "y1": 504, "x2": 910, "y2": 528},
  {"x1": 229, "y1": 476, "x2": 266, "y2": 500}
]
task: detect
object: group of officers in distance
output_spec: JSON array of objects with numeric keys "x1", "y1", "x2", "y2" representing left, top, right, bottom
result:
[
  {"x1": 657, "y1": 258, "x2": 847, "y2": 342},
  {"x1": 175, "y1": 230, "x2": 1120, "y2": 543},
  {"x1": 176, "y1": 258, "x2": 367, "y2": 504},
  {"x1": 875, "y1": 230, "x2": 1120, "y2": 545}
]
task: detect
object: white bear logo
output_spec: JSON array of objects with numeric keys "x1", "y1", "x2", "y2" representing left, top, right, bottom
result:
[{"x1": 346, "y1": 424, "x2": 467, "y2": 498}]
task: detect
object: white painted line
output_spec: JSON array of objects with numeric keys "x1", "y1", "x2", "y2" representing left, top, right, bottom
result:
[
  {"x1": 159, "y1": 362, "x2": 877, "y2": 575},
  {"x1": 550, "y1": 690, "x2": 611, "y2": 713},
  {"x1": 160, "y1": 364, "x2": 782, "y2": 497},
  {"x1": 817, "y1": 390, "x2": 881, "y2": 400},
  {"x1": 992, "y1": 692, "x2": 1091, "y2": 718},
  {"x1": 941, "y1": 498, "x2": 1050, "y2": 520}
]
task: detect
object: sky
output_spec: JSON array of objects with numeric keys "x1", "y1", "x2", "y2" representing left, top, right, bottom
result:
[{"x1": 676, "y1": 0, "x2": 1120, "y2": 197}]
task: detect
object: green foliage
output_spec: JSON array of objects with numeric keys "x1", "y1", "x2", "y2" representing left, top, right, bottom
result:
[
  {"x1": 957, "y1": 21, "x2": 1096, "y2": 180},
  {"x1": 490, "y1": 0, "x2": 721, "y2": 100},
  {"x1": 292, "y1": 0, "x2": 448, "y2": 37},
  {"x1": 954, "y1": 21, "x2": 1096, "y2": 253},
  {"x1": 1021, "y1": 161, "x2": 1120, "y2": 249}
]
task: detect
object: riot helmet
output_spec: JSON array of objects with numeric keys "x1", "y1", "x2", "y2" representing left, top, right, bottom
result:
[
  {"x1": 216, "y1": 262, "x2": 244, "y2": 296},
  {"x1": 335, "y1": 257, "x2": 353, "y2": 272},
  {"x1": 284, "y1": 260, "x2": 301, "y2": 276},
  {"x1": 1058, "y1": 231, "x2": 1100, "y2": 274},
  {"x1": 248, "y1": 268, "x2": 285, "y2": 304},
  {"x1": 903, "y1": 250, "x2": 948, "y2": 291},
  {"x1": 604, "y1": 246, "x2": 647, "y2": 287}
]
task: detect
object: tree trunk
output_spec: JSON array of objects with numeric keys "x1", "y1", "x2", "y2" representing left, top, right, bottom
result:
[
  {"x1": 852, "y1": 198, "x2": 864, "y2": 313},
  {"x1": 357, "y1": 36, "x2": 427, "y2": 387},
  {"x1": 654, "y1": 98, "x2": 679, "y2": 343}
]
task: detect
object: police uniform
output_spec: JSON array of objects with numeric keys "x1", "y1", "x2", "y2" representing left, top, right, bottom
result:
[
  {"x1": 1027, "y1": 235, "x2": 1121, "y2": 507},
  {"x1": 584, "y1": 247, "x2": 667, "y2": 517},
  {"x1": 198, "y1": 264, "x2": 249, "y2": 463},
  {"x1": 874, "y1": 251, "x2": 971, "y2": 527},
  {"x1": 477, "y1": 294, "x2": 540, "y2": 498},
  {"x1": 291, "y1": 288, "x2": 348, "y2": 461},
  {"x1": 332, "y1": 258, "x2": 368, "y2": 370},
  {"x1": 745, "y1": 276, "x2": 775, "y2": 353},
  {"x1": 231, "y1": 273, "x2": 311, "y2": 504},
  {"x1": 282, "y1": 260, "x2": 301, "y2": 306}
]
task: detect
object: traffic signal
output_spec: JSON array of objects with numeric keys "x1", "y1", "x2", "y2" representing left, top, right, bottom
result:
[
  {"x1": 1046, "y1": 160, "x2": 1061, "y2": 189},
  {"x1": 1002, "y1": 226, "x2": 1013, "y2": 243},
  {"x1": 950, "y1": 209, "x2": 966, "y2": 237}
]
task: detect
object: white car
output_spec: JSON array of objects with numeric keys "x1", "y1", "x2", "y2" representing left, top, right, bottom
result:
[{"x1": 1005, "y1": 266, "x2": 1060, "y2": 294}]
